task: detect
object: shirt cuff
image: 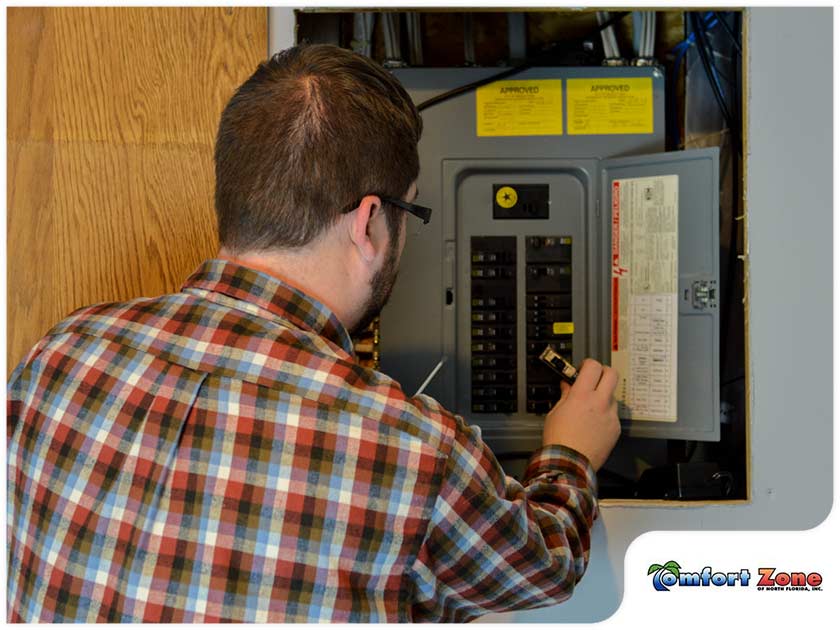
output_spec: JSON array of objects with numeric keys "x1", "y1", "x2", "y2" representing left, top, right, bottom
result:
[{"x1": 522, "y1": 444, "x2": 598, "y2": 494}]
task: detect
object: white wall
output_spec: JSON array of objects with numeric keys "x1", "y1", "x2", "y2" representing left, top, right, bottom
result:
[{"x1": 268, "y1": 6, "x2": 296, "y2": 55}]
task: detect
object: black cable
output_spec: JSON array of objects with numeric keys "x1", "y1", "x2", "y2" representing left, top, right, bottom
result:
[
  {"x1": 690, "y1": 14, "x2": 733, "y2": 126},
  {"x1": 713, "y1": 11, "x2": 742, "y2": 55},
  {"x1": 416, "y1": 11, "x2": 632, "y2": 112},
  {"x1": 417, "y1": 65, "x2": 533, "y2": 112},
  {"x1": 691, "y1": 13, "x2": 740, "y2": 155}
]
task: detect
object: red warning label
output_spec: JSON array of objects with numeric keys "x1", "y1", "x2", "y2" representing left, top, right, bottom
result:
[
  {"x1": 611, "y1": 181, "x2": 621, "y2": 267},
  {"x1": 611, "y1": 181, "x2": 621, "y2": 350},
  {"x1": 612, "y1": 278, "x2": 620, "y2": 351}
]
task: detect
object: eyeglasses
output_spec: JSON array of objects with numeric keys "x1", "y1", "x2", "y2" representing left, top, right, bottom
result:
[{"x1": 341, "y1": 195, "x2": 433, "y2": 226}]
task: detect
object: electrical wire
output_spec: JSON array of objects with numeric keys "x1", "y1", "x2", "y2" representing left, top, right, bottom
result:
[
  {"x1": 691, "y1": 13, "x2": 739, "y2": 153},
  {"x1": 714, "y1": 11, "x2": 742, "y2": 54},
  {"x1": 416, "y1": 11, "x2": 631, "y2": 112},
  {"x1": 463, "y1": 12, "x2": 476, "y2": 65},
  {"x1": 695, "y1": 19, "x2": 728, "y2": 100},
  {"x1": 597, "y1": 11, "x2": 620, "y2": 59},
  {"x1": 668, "y1": 12, "x2": 717, "y2": 145},
  {"x1": 381, "y1": 12, "x2": 394, "y2": 60},
  {"x1": 406, "y1": 12, "x2": 423, "y2": 65},
  {"x1": 608, "y1": 15, "x2": 621, "y2": 58},
  {"x1": 597, "y1": 12, "x2": 613, "y2": 58},
  {"x1": 647, "y1": 11, "x2": 657, "y2": 57},
  {"x1": 381, "y1": 12, "x2": 403, "y2": 63},
  {"x1": 416, "y1": 65, "x2": 536, "y2": 112},
  {"x1": 632, "y1": 11, "x2": 643, "y2": 56},
  {"x1": 669, "y1": 12, "x2": 734, "y2": 145}
]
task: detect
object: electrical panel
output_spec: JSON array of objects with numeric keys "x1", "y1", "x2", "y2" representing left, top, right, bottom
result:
[{"x1": 380, "y1": 66, "x2": 719, "y2": 456}]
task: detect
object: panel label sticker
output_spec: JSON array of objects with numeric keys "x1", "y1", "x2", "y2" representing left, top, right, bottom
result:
[
  {"x1": 476, "y1": 79, "x2": 563, "y2": 137},
  {"x1": 611, "y1": 175, "x2": 679, "y2": 423},
  {"x1": 567, "y1": 77, "x2": 654, "y2": 135}
]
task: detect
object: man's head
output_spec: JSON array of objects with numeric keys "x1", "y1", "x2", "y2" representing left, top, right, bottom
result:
[{"x1": 214, "y1": 44, "x2": 423, "y2": 332}]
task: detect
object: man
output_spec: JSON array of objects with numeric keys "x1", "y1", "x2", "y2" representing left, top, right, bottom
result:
[{"x1": 7, "y1": 44, "x2": 620, "y2": 622}]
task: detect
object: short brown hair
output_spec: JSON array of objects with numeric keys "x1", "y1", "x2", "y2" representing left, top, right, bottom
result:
[{"x1": 214, "y1": 44, "x2": 423, "y2": 252}]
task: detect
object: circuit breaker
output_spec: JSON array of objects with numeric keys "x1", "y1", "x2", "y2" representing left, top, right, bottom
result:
[{"x1": 380, "y1": 66, "x2": 719, "y2": 455}]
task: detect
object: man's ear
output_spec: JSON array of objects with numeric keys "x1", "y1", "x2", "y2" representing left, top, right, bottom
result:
[{"x1": 347, "y1": 195, "x2": 383, "y2": 263}]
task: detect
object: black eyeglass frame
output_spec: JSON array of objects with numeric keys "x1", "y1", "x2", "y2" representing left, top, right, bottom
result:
[{"x1": 341, "y1": 196, "x2": 432, "y2": 225}]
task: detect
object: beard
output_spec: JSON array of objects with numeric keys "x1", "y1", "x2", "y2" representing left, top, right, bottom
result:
[{"x1": 350, "y1": 234, "x2": 401, "y2": 336}]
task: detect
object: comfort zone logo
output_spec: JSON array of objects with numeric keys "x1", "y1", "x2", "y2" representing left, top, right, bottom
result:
[{"x1": 647, "y1": 561, "x2": 823, "y2": 592}]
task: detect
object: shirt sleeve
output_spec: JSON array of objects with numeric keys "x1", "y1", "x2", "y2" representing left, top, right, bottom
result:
[
  {"x1": 407, "y1": 413, "x2": 598, "y2": 622},
  {"x1": 7, "y1": 336, "x2": 52, "y2": 438}
]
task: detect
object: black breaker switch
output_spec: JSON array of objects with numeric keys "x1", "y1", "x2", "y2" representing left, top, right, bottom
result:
[
  {"x1": 526, "y1": 236, "x2": 574, "y2": 414},
  {"x1": 471, "y1": 236, "x2": 517, "y2": 414}
]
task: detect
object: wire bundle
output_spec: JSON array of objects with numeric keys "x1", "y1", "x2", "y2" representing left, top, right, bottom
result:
[
  {"x1": 597, "y1": 11, "x2": 622, "y2": 60},
  {"x1": 351, "y1": 13, "x2": 376, "y2": 58},
  {"x1": 633, "y1": 11, "x2": 657, "y2": 59},
  {"x1": 669, "y1": 11, "x2": 741, "y2": 152},
  {"x1": 381, "y1": 12, "x2": 402, "y2": 64},
  {"x1": 417, "y1": 11, "x2": 632, "y2": 112},
  {"x1": 406, "y1": 13, "x2": 423, "y2": 66}
]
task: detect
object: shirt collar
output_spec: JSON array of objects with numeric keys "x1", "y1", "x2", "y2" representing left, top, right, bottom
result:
[{"x1": 181, "y1": 259, "x2": 356, "y2": 357}]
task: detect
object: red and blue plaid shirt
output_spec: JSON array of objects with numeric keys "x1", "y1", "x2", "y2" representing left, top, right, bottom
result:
[{"x1": 7, "y1": 259, "x2": 598, "y2": 622}]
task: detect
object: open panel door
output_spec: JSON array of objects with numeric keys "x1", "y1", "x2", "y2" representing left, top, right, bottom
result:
[{"x1": 601, "y1": 148, "x2": 720, "y2": 441}]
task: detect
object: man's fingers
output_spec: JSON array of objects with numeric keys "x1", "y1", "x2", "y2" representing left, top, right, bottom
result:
[
  {"x1": 572, "y1": 358, "x2": 603, "y2": 392},
  {"x1": 596, "y1": 366, "x2": 619, "y2": 400},
  {"x1": 559, "y1": 380, "x2": 572, "y2": 398}
]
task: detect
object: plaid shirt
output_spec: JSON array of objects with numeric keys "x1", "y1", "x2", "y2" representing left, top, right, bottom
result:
[{"x1": 7, "y1": 259, "x2": 598, "y2": 622}]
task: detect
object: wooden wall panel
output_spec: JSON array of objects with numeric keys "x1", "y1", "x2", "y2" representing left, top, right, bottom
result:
[{"x1": 7, "y1": 7, "x2": 267, "y2": 368}]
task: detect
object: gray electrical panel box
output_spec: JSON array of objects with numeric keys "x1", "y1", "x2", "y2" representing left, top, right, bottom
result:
[{"x1": 380, "y1": 67, "x2": 719, "y2": 454}]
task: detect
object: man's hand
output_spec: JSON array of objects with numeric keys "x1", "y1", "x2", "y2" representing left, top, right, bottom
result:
[{"x1": 542, "y1": 358, "x2": 621, "y2": 471}]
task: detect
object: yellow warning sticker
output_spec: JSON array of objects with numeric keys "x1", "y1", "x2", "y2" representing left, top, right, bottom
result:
[
  {"x1": 553, "y1": 322, "x2": 575, "y2": 335},
  {"x1": 476, "y1": 80, "x2": 563, "y2": 137},
  {"x1": 567, "y1": 77, "x2": 654, "y2": 135}
]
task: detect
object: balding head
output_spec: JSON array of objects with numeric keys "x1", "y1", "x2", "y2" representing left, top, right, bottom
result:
[{"x1": 214, "y1": 44, "x2": 423, "y2": 254}]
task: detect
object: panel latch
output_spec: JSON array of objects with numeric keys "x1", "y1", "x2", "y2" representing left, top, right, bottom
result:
[{"x1": 691, "y1": 280, "x2": 718, "y2": 310}]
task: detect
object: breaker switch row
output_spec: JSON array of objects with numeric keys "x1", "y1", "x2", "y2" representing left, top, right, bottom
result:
[
  {"x1": 471, "y1": 236, "x2": 518, "y2": 414},
  {"x1": 525, "y1": 235, "x2": 573, "y2": 415}
]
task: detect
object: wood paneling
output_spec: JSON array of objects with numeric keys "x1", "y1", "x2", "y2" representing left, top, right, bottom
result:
[{"x1": 7, "y1": 7, "x2": 267, "y2": 368}]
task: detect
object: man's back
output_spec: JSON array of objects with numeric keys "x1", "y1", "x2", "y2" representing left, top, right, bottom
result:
[{"x1": 7, "y1": 260, "x2": 598, "y2": 622}]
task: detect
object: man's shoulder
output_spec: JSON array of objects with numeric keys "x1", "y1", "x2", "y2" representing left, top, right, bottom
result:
[
  {"x1": 340, "y1": 366, "x2": 462, "y2": 459},
  {"x1": 43, "y1": 290, "x2": 325, "y2": 370}
]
